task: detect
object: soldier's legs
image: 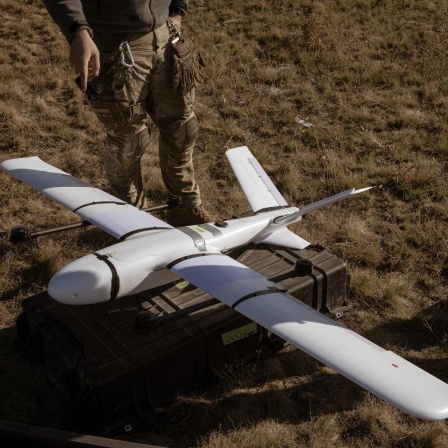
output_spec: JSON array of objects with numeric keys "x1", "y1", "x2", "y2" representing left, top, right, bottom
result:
[
  {"x1": 85, "y1": 24, "x2": 211, "y2": 223},
  {"x1": 87, "y1": 32, "x2": 156, "y2": 207},
  {"x1": 103, "y1": 123, "x2": 150, "y2": 208},
  {"x1": 149, "y1": 24, "x2": 201, "y2": 208}
]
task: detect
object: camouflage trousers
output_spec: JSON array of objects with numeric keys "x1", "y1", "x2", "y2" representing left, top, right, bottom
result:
[{"x1": 85, "y1": 22, "x2": 201, "y2": 208}]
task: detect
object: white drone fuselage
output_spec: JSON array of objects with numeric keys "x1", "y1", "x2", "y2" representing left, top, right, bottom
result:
[{"x1": 48, "y1": 208, "x2": 300, "y2": 305}]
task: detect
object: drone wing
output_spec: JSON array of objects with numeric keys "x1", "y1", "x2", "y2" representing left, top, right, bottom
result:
[
  {"x1": 168, "y1": 253, "x2": 448, "y2": 420},
  {"x1": 0, "y1": 157, "x2": 172, "y2": 239}
]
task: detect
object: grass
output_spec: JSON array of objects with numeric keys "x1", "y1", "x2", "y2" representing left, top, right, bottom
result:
[{"x1": 0, "y1": 0, "x2": 447, "y2": 446}]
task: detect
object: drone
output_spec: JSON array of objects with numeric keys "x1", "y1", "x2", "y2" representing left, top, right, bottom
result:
[{"x1": 2, "y1": 146, "x2": 448, "y2": 420}]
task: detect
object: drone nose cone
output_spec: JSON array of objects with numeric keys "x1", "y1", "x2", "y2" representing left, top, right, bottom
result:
[{"x1": 48, "y1": 254, "x2": 115, "y2": 305}]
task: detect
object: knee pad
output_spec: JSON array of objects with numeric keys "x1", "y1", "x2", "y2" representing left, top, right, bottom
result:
[
  {"x1": 104, "y1": 124, "x2": 150, "y2": 182},
  {"x1": 157, "y1": 113, "x2": 198, "y2": 151}
]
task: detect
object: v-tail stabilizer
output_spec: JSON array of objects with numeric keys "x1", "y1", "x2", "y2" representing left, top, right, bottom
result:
[
  {"x1": 226, "y1": 146, "x2": 288, "y2": 213},
  {"x1": 226, "y1": 146, "x2": 372, "y2": 248}
]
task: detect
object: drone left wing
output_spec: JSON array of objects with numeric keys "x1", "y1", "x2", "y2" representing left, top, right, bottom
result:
[
  {"x1": 0, "y1": 157, "x2": 172, "y2": 239},
  {"x1": 168, "y1": 254, "x2": 448, "y2": 420}
]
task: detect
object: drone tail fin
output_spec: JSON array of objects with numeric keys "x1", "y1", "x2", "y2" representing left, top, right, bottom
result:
[
  {"x1": 252, "y1": 227, "x2": 310, "y2": 249},
  {"x1": 226, "y1": 146, "x2": 289, "y2": 214},
  {"x1": 226, "y1": 146, "x2": 371, "y2": 251}
]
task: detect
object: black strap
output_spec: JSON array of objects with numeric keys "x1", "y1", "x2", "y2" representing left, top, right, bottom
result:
[
  {"x1": 73, "y1": 201, "x2": 127, "y2": 213},
  {"x1": 166, "y1": 252, "x2": 219, "y2": 270},
  {"x1": 94, "y1": 253, "x2": 120, "y2": 300},
  {"x1": 231, "y1": 286, "x2": 286, "y2": 309},
  {"x1": 119, "y1": 227, "x2": 172, "y2": 241}
]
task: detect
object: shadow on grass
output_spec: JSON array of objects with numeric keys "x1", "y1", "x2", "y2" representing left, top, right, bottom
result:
[
  {"x1": 359, "y1": 301, "x2": 448, "y2": 383},
  {"x1": 142, "y1": 355, "x2": 365, "y2": 447}
]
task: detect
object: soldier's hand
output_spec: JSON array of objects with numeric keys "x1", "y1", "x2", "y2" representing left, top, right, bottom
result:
[
  {"x1": 70, "y1": 30, "x2": 100, "y2": 92},
  {"x1": 169, "y1": 14, "x2": 182, "y2": 30}
]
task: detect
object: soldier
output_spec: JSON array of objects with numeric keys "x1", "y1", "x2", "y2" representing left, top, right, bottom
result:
[{"x1": 43, "y1": 0, "x2": 214, "y2": 226}]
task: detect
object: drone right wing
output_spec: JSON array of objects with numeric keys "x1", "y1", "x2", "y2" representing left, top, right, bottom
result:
[
  {"x1": 168, "y1": 253, "x2": 448, "y2": 421},
  {"x1": 0, "y1": 157, "x2": 172, "y2": 240}
]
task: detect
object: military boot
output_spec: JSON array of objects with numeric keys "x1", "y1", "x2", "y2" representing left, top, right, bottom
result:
[{"x1": 165, "y1": 204, "x2": 215, "y2": 227}]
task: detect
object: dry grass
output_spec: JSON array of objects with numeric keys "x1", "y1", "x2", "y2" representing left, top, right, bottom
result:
[{"x1": 1, "y1": 0, "x2": 447, "y2": 446}]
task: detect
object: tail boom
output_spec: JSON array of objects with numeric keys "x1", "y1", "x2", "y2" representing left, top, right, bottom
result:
[{"x1": 273, "y1": 187, "x2": 372, "y2": 226}]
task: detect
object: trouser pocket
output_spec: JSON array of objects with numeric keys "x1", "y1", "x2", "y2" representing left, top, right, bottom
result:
[{"x1": 77, "y1": 60, "x2": 146, "y2": 129}]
